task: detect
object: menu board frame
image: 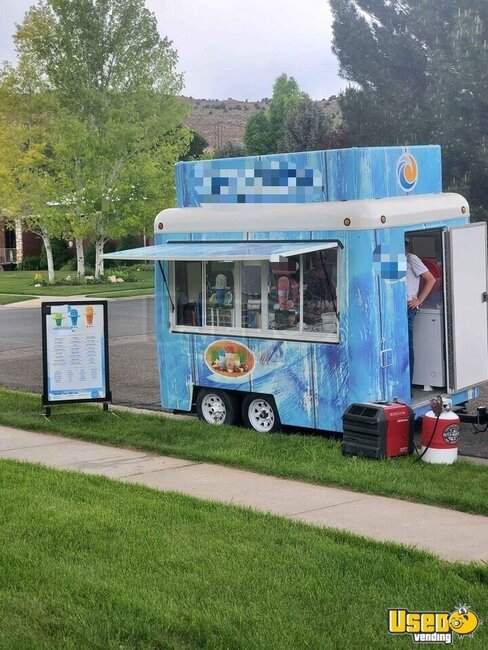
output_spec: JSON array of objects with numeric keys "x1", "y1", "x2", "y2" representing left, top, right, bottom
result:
[{"x1": 41, "y1": 300, "x2": 112, "y2": 407}]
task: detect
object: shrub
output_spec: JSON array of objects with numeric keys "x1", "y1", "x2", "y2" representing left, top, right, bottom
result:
[
  {"x1": 19, "y1": 256, "x2": 43, "y2": 271},
  {"x1": 59, "y1": 258, "x2": 77, "y2": 272},
  {"x1": 133, "y1": 263, "x2": 154, "y2": 272},
  {"x1": 114, "y1": 269, "x2": 137, "y2": 282},
  {"x1": 39, "y1": 238, "x2": 73, "y2": 270}
]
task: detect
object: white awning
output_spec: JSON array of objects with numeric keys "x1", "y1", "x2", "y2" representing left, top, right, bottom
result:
[{"x1": 103, "y1": 241, "x2": 337, "y2": 263}]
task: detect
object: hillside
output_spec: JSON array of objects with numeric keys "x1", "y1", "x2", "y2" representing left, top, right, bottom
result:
[{"x1": 182, "y1": 96, "x2": 341, "y2": 152}]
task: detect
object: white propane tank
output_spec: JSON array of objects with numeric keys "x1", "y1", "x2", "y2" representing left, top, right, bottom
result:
[{"x1": 420, "y1": 408, "x2": 460, "y2": 464}]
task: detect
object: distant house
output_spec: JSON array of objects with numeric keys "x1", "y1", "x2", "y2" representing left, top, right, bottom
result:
[{"x1": 0, "y1": 219, "x2": 42, "y2": 267}]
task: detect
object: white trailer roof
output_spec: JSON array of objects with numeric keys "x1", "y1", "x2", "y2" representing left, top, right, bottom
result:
[{"x1": 154, "y1": 193, "x2": 468, "y2": 234}]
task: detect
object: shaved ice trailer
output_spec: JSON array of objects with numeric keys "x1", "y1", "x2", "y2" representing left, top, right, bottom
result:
[{"x1": 105, "y1": 145, "x2": 488, "y2": 434}]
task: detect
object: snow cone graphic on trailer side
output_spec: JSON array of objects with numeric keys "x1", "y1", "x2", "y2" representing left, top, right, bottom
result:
[
  {"x1": 103, "y1": 145, "x2": 488, "y2": 435},
  {"x1": 204, "y1": 340, "x2": 255, "y2": 379}
]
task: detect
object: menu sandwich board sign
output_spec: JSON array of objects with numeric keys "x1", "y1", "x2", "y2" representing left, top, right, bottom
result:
[{"x1": 42, "y1": 300, "x2": 111, "y2": 409}]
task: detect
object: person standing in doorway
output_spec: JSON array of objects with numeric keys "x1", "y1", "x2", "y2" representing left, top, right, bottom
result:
[{"x1": 405, "y1": 239, "x2": 436, "y2": 382}]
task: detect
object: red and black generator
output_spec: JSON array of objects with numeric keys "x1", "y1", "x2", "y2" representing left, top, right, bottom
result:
[{"x1": 342, "y1": 402, "x2": 415, "y2": 459}]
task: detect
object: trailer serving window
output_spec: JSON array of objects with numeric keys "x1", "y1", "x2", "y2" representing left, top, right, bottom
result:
[
  {"x1": 172, "y1": 244, "x2": 339, "y2": 342},
  {"x1": 103, "y1": 239, "x2": 340, "y2": 341}
]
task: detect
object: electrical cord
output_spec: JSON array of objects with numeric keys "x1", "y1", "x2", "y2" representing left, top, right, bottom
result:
[
  {"x1": 472, "y1": 422, "x2": 488, "y2": 434},
  {"x1": 414, "y1": 395, "x2": 443, "y2": 463}
]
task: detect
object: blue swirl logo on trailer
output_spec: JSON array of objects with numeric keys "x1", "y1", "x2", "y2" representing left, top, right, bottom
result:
[{"x1": 396, "y1": 153, "x2": 418, "y2": 192}]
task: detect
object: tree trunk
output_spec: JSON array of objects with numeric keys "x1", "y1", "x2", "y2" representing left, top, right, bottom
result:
[
  {"x1": 94, "y1": 236, "x2": 105, "y2": 278},
  {"x1": 75, "y1": 238, "x2": 85, "y2": 277},
  {"x1": 40, "y1": 231, "x2": 55, "y2": 283},
  {"x1": 15, "y1": 218, "x2": 23, "y2": 264}
]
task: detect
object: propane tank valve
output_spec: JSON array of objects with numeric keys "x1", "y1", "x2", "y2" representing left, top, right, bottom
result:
[{"x1": 442, "y1": 398, "x2": 453, "y2": 412}]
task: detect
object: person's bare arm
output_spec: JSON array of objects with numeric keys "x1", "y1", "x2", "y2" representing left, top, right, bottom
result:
[{"x1": 408, "y1": 271, "x2": 436, "y2": 308}]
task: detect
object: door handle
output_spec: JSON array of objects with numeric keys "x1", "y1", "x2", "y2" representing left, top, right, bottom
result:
[{"x1": 482, "y1": 292, "x2": 488, "y2": 303}]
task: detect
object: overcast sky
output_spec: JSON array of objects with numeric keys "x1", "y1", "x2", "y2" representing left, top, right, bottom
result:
[{"x1": 0, "y1": 0, "x2": 346, "y2": 100}]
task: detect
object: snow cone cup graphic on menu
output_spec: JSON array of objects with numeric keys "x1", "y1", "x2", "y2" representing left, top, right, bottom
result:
[
  {"x1": 277, "y1": 276, "x2": 289, "y2": 310},
  {"x1": 85, "y1": 305, "x2": 94, "y2": 326},
  {"x1": 53, "y1": 312, "x2": 63, "y2": 327},
  {"x1": 69, "y1": 308, "x2": 79, "y2": 327}
]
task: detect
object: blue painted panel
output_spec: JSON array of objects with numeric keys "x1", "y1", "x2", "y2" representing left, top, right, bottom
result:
[
  {"x1": 247, "y1": 230, "x2": 313, "y2": 242},
  {"x1": 155, "y1": 233, "x2": 194, "y2": 411},
  {"x1": 342, "y1": 230, "x2": 383, "y2": 402},
  {"x1": 326, "y1": 146, "x2": 442, "y2": 200},
  {"x1": 188, "y1": 334, "x2": 316, "y2": 429},
  {"x1": 175, "y1": 151, "x2": 327, "y2": 207},
  {"x1": 250, "y1": 339, "x2": 316, "y2": 429},
  {"x1": 177, "y1": 146, "x2": 441, "y2": 207}
]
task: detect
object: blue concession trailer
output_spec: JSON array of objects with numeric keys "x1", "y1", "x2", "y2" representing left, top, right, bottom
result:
[{"x1": 105, "y1": 145, "x2": 488, "y2": 433}]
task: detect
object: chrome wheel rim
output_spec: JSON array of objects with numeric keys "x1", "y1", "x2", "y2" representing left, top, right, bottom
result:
[
  {"x1": 248, "y1": 398, "x2": 275, "y2": 432},
  {"x1": 201, "y1": 394, "x2": 227, "y2": 424}
]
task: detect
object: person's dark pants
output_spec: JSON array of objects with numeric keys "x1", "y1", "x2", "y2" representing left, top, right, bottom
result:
[{"x1": 407, "y1": 307, "x2": 418, "y2": 383}]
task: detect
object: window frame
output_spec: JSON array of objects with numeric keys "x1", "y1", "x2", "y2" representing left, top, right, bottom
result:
[{"x1": 170, "y1": 247, "x2": 340, "y2": 343}]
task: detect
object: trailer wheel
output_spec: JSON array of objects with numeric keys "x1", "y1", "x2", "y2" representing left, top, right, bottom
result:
[
  {"x1": 196, "y1": 389, "x2": 239, "y2": 426},
  {"x1": 242, "y1": 394, "x2": 280, "y2": 433}
]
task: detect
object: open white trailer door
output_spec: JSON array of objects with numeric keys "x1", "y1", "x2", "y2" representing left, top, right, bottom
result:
[{"x1": 443, "y1": 222, "x2": 488, "y2": 391}]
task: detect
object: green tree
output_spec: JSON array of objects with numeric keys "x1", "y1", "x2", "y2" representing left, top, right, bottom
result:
[
  {"x1": 244, "y1": 74, "x2": 306, "y2": 155},
  {"x1": 14, "y1": 0, "x2": 188, "y2": 277},
  {"x1": 281, "y1": 97, "x2": 341, "y2": 153},
  {"x1": 244, "y1": 112, "x2": 274, "y2": 155},
  {"x1": 180, "y1": 130, "x2": 209, "y2": 161},
  {"x1": 330, "y1": 0, "x2": 488, "y2": 219},
  {"x1": 213, "y1": 141, "x2": 247, "y2": 159},
  {"x1": 268, "y1": 74, "x2": 304, "y2": 150},
  {"x1": 0, "y1": 66, "x2": 67, "y2": 281}
]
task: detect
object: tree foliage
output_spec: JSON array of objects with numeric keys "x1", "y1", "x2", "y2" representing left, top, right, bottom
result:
[
  {"x1": 281, "y1": 97, "x2": 342, "y2": 153},
  {"x1": 0, "y1": 69, "x2": 68, "y2": 280},
  {"x1": 180, "y1": 130, "x2": 209, "y2": 161},
  {"x1": 213, "y1": 141, "x2": 247, "y2": 159},
  {"x1": 330, "y1": 0, "x2": 488, "y2": 219},
  {"x1": 243, "y1": 112, "x2": 274, "y2": 156},
  {"x1": 8, "y1": 0, "x2": 188, "y2": 276},
  {"x1": 244, "y1": 74, "x2": 306, "y2": 155},
  {"x1": 244, "y1": 74, "x2": 344, "y2": 155}
]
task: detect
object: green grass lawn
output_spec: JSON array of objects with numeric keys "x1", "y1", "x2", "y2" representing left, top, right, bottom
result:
[
  {"x1": 0, "y1": 460, "x2": 486, "y2": 650},
  {"x1": 0, "y1": 293, "x2": 36, "y2": 305},
  {"x1": 1, "y1": 387, "x2": 488, "y2": 517},
  {"x1": 0, "y1": 269, "x2": 154, "y2": 298}
]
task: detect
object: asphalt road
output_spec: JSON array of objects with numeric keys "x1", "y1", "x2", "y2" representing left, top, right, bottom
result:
[
  {"x1": 0, "y1": 296, "x2": 487, "y2": 458},
  {"x1": 0, "y1": 297, "x2": 161, "y2": 411}
]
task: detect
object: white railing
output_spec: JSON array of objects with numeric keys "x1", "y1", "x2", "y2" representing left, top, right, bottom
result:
[{"x1": 0, "y1": 248, "x2": 17, "y2": 264}]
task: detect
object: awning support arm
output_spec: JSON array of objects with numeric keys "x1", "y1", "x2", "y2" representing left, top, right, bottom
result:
[{"x1": 157, "y1": 261, "x2": 175, "y2": 313}]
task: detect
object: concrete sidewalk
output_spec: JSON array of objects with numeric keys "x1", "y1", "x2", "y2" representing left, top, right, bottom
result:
[{"x1": 1, "y1": 424, "x2": 487, "y2": 564}]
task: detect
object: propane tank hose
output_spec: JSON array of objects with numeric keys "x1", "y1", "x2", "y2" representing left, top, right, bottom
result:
[{"x1": 414, "y1": 395, "x2": 443, "y2": 463}]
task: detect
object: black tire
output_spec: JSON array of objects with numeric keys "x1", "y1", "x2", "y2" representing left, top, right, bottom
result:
[
  {"x1": 242, "y1": 393, "x2": 280, "y2": 433},
  {"x1": 196, "y1": 389, "x2": 239, "y2": 426}
]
